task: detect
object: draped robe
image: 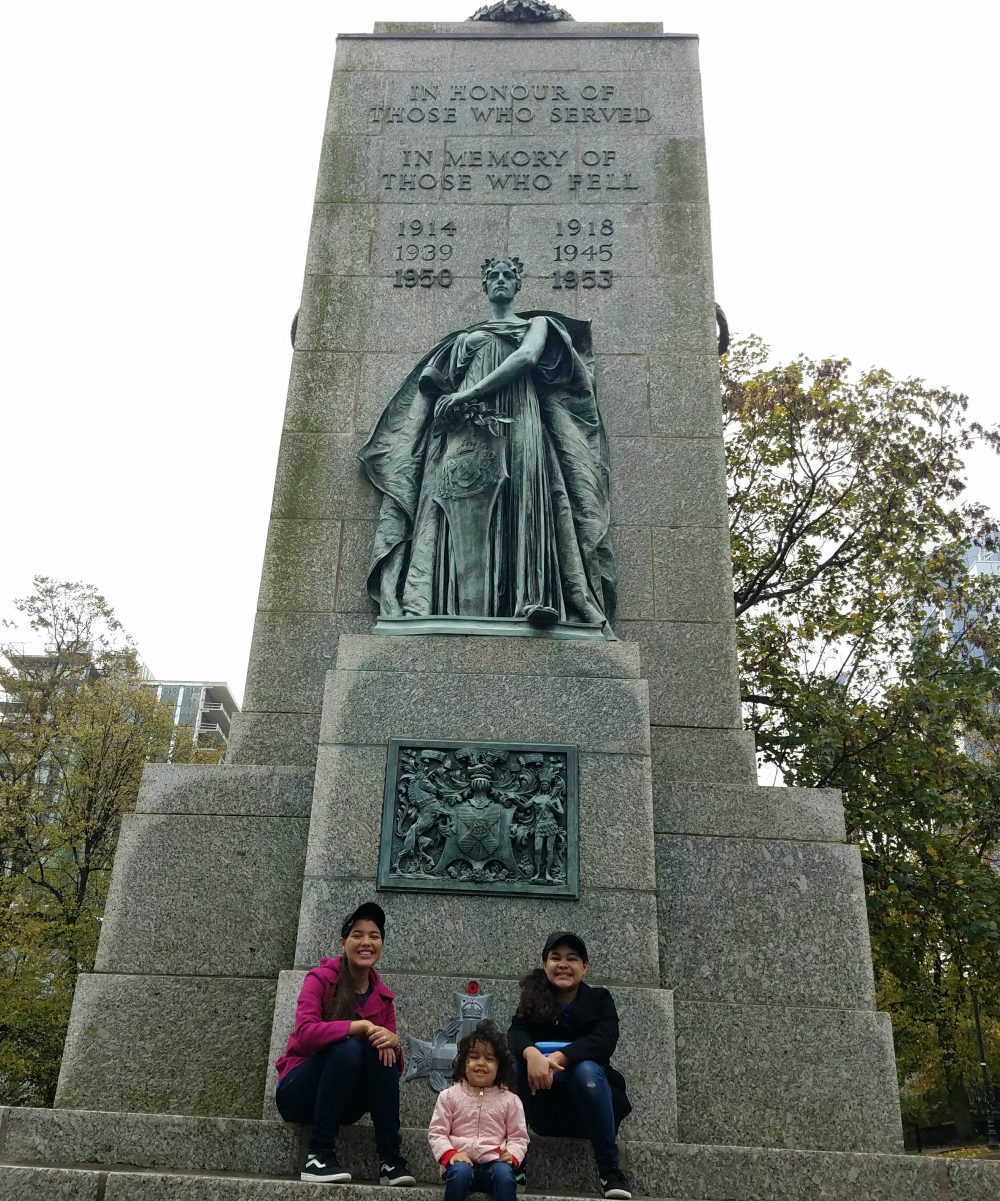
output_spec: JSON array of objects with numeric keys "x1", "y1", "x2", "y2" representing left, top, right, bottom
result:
[{"x1": 358, "y1": 311, "x2": 616, "y2": 627}]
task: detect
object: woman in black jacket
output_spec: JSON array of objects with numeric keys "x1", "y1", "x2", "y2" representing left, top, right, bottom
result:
[{"x1": 507, "y1": 932, "x2": 631, "y2": 1200}]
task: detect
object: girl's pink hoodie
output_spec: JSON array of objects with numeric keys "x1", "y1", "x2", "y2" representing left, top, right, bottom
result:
[
  {"x1": 428, "y1": 1080, "x2": 529, "y2": 1169},
  {"x1": 275, "y1": 955, "x2": 401, "y2": 1080}
]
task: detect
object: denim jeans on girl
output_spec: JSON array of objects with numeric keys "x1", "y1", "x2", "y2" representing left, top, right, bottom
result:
[
  {"x1": 275, "y1": 1037, "x2": 402, "y2": 1156},
  {"x1": 516, "y1": 1059, "x2": 619, "y2": 1171},
  {"x1": 443, "y1": 1160, "x2": 518, "y2": 1201}
]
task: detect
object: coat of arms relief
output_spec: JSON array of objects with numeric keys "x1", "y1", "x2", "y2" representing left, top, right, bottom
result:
[{"x1": 377, "y1": 740, "x2": 579, "y2": 899}]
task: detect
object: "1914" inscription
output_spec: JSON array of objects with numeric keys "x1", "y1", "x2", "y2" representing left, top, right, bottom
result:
[{"x1": 392, "y1": 217, "x2": 456, "y2": 288}]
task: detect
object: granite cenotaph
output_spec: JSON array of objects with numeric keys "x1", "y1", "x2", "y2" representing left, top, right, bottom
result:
[{"x1": 4, "y1": 11, "x2": 998, "y2": 1201}]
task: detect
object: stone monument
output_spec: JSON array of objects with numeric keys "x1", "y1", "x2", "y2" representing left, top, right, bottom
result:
[{"x1": 3, "y1": 10, "x2": 998, "y2": 1201}]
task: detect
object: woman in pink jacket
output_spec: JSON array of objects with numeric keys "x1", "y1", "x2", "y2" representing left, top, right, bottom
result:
[
  {"x1": 428, "y1": 1021, "x2": 529, "y2": 1201},
  {"x1": 275, "y1": 902, "x2": 415, "y2": 1186}
]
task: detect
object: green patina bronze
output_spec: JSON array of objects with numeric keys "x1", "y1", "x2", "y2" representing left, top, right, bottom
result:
[
  {"x1": 377, "y1": 739, "x2": 579, "y2": 899},
  {"x1": 358, "y1": 256, "x2": 616, "y2": 637},
  {"x1": 469, "y1": 0, "x2": 573, "y2": 21}
]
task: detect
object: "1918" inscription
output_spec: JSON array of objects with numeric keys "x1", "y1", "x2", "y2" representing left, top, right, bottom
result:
[{"x1": 552, "y1": 217, "x2": 616, "y2": 289}]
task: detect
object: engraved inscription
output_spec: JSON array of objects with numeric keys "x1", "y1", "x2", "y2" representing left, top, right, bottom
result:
[
  {"x1": 392, "y1": 217, "x2": 456, "y2": 288},
  {"x1": 365, "y1": 77, "x2": 651, "y2": 201},
  {"x1": 369, "y1": 82, "x2": 650, "y2": 127},
  {"x1": 379, "y1": 148, "x2": 636, "y2": 196},
  {"x1": 392, "y1": 268, "x2": 453, "y2": 289},
  {"x1": 552, "y1": 269, "x2": 613, "y2": 290},
  {"x1": 553, "y1": 216, "x2": 616, "y2": 288}
]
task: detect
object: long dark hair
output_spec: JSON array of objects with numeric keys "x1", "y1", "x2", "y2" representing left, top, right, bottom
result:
[
  {"x1": 453, "y1": 1020, "x2": 516, "y2": 1089},
  {"x1": 321, "y1": 955, "x2": 363, "y2": 1022},
  {"x1": 514, "y1": 967, "x2": 561, "y2": 1025}
]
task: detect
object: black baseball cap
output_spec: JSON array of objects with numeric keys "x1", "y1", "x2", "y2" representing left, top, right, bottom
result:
[
  {"x1": 341, "y1": 902, "x2": 386, "y2": 939},
  {"x1": 542, "y1": 931, "x2": 588, "y2": 962}
]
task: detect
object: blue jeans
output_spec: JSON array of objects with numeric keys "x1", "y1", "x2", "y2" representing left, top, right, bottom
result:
[
  {"x1": 516, "y1": 1059, "x2": 619, "y2": 1171},
  {"x1": 443, "y1": 1160, "x2": 517, "y2": 1201},
  {"x1": 275, "y1": 1037, "x2": 401, "y2": 1157}
]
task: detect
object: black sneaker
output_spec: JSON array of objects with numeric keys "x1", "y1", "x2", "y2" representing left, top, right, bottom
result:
[
  {"x1": 301, "y1": 1150, "x2": 351, "y2": 1183},
  {"x1": 514, "y1": 1164, "x2": 527, "y2": 1191},
  {"x1": 599, "y1": 1168, "x2": 632, "y2": 1200},
  {"x1": 379, "y1": 1158, "x2": 416, "y2": 1186}
]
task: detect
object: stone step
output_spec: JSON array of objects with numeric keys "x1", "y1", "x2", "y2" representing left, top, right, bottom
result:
[
  {"x1": 0, "y1": 1106, "x2": 301, "y2": 1178},
  {"x1": 0, "y1": 1165, "x2": 654, "y2": 1201},
  {"x1": 0, "y1": 1108, "x2": 618, "y2": 1194},
  {"x1": 0, "y1": 1107, "x2": 604, "y2": 1189},
  {"x1": 0, "y1": 1165, "x2": 616, "y2": 1201},
  {"x1": 3, "y1": 1108, "x2": 999, "y2": 1201}
]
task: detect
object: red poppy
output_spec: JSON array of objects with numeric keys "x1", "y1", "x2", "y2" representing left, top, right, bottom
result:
[{"x1": 467, "y1": 980, "x2": 480, "y2": 995}]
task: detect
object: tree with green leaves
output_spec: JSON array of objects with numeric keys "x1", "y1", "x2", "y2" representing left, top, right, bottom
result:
[
  {"x1": 0, "y1": 577, "x2": 220, "y2": 1105},
  {"x1": 723, "y1": 338, "x2": 1000, "y2": 1134}
]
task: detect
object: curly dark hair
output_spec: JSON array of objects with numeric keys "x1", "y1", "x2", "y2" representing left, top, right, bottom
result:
[
  {"x1": 453, "y1": 1020, "x2": 517, "y2": 1089},
  {"x1": 514, "y1": 967, "x2": 562, "y2": 1025}
]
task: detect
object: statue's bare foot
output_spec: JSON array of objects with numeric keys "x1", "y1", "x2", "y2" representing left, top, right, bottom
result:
[{"x1": 525, "y1": 603, "x2": 559, "y2": 628}]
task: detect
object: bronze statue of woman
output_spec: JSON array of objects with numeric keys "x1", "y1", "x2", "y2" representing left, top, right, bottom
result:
[{"x1": 358, "y1": 256, "x2": 616, "y2": 632}]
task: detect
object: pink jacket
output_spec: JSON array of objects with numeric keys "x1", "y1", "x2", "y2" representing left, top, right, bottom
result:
[
  {"x1": 275, "y1": 955, "x2": 401, "y2": 1080},
  {"x1": 428, "y1": 1081, "x2": 529, "y2": 1169}
]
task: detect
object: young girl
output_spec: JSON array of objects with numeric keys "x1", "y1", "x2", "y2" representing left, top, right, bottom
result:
[
  {"x1": 428, "y1": 1021, "x2": 529, "y2": 1201},
  {"x1": 275, "y1": 901, "x2": 415, "y2": 1186},
  {"x1": 507, "y1": 932, "x2": 632, "y2": 1200}
]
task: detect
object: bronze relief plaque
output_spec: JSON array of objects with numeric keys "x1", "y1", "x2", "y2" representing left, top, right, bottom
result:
[{"x1": 378, "y1": 739, "x2": 579, "y2": 899}]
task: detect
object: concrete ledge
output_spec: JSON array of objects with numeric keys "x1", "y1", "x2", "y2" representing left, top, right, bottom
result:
[
  {"x1": 55, "y1": 975, "x2": 277, "y2": 1118},
  {"x1": 654, "y1": 783, "x2": 845, "y2": 843},
  {"x1": 226, "y1": 712, "x2": 321, "y2": 768},
  {"x1": 6, "y1": 1145, "x2": 998, "y2": 1201},
  {"x1": 0, "y1": 1108, "x2": 299, "y2": 1178},
  {"x1": 335, "y1": 35, "x2": 696, "y2": 75},
  {"x1": 618, "y1": 620, "x2": 742, "y2": 730},
  {"x1": 656, "y1": 834, "x2": 876, "y2": 1008},
  {"x1": 136, "y1": 765, "x2": 313, "y2": 817},
  {"x1": 947, "y1": 1158, "x2": 1000, "y2": 1201},
  {"x1": 632, "y1": 1140, "x2": 947, "y2": 1201},
  {"x1": 105, "y1": 1182, "x2": 436, "y2": 1201},
  {"x1": 651, "y1": 725, "x2": 757, "y2": 786},
  {"x1": 320, "y1": 668, "x2": 650, "y2": 754},
  {"x1": 674, "y1": 1000, "x2": 903, "y2": 1153},
  {"x1": 94, "y1": 813, "x2": 308, "y2": 977},
  {"x1": 335, "y1": 632, "x2": 641, "y2": 679},
  {"x1": 5, "y1": 1112, "x2": 999, "y2": 1201},
  {"x1": 370, "y1": 22, "x2": 668, "y2": 34},
  {"x1": 0, "y1": 1165, "x2": 101, "y2": 1200}
]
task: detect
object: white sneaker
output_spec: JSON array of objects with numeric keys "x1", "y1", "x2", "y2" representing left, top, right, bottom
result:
[{"x1": 301, "y1": 1151, "x2": 351, "y2": 1183}]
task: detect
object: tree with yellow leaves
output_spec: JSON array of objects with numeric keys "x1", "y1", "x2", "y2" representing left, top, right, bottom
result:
[
  {"x1": 724, "y1": 339, "x2": 1000, "y2": 1135},
  {"x1": 0, "y1": 577, "x2": 220, "y2": 1104}
]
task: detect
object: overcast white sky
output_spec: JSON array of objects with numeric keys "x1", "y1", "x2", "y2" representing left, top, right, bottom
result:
[{"x1": 2, "y1": 1, "x2": 996, "y2": 704}]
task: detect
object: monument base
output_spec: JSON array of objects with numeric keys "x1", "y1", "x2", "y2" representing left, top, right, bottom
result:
[{"x1": 2, "y1": 1106, "x2": 999, "y2": 1201}]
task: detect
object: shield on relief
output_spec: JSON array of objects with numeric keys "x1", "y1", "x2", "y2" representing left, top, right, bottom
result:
[{"x1": 436, "y1": 800, "x2": 518, "y2": 876}]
